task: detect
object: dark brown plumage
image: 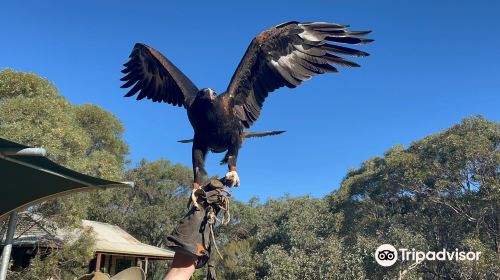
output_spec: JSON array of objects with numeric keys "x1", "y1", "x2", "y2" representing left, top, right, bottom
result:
[{"x1": 121, "y1": 21, "x2": 372, "y2": 187}]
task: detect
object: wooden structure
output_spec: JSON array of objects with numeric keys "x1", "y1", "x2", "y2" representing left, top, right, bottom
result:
[
  {"x1": 1, "y1": 214, "x2": 174, "y2": 276},
  {"x1": 83, "y1": 220, "x2": 174, "y2": 275}
]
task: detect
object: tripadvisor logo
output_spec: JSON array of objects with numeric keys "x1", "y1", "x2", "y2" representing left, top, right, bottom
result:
[
  {"x1": 375, "y1": 244, "x2": 481, "y2": 267},
  {"x1": 375, "y1": 244, "x2": 398, "y2": 267}
]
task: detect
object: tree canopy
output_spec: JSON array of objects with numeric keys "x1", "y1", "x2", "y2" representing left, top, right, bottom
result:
[
  {"x1": 0, "y1": 69, "x2": 128, "y2": 279},
  {"x1": 214, "y1": 116, "x2": 499, "y2": 279}
]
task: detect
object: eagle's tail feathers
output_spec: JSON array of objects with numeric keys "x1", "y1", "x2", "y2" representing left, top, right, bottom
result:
[{"x1": 177, "y1": 130, "x2": 286, "y2": 144}]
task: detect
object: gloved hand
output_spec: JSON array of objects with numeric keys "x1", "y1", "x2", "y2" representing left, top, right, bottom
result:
[{"x1": 167, "y1": 178, "x2": 231, "y2": 271}]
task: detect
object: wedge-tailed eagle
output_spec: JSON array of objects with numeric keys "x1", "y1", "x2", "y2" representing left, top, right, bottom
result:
[{"x1": 121, "y1": 21, "x2": 372, "y2": 188}]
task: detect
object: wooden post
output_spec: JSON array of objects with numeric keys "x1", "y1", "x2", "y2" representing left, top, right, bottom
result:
[
  {"x1": 145, "y1": 257, "x2": 149, "y2": 275},
  {"x1": 95, "y1": 253, "x2": 102, "y2": 272},
  {"x1": 137, "y1": 258, "x2": 142, "y2": 269},
  {"x1": 110, "y1": 255, "x2": 116, "y2": 275},
  {"x1": 104, "y1": 254, "x2": 110, "y2": 273}
]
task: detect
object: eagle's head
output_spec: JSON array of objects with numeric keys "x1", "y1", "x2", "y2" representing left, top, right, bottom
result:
[{"x1": 197, "y1": 88, "x2": 217, "y2": 102}]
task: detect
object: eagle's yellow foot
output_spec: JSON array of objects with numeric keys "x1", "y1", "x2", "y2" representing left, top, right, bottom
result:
[{"x1": 224, "y1": 170, "x2": 240, "y2": 187}]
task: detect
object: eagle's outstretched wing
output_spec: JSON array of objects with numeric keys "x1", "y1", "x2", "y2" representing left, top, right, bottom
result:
[
  {"x1": 222, "y1": 21, "x2": 372, "y2": 128},
  {"x1": 121, "y1": 43, "x2": 198, "y2": 108}
]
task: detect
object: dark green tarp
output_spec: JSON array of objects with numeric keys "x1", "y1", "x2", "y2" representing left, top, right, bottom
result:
[{"x1": 0, "y1": 137, "x2": 130, "y2": 220}]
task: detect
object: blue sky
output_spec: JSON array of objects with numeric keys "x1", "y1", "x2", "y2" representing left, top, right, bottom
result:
[{"x1": 2, "y1": 1, "x2": 499, "y2": 202}]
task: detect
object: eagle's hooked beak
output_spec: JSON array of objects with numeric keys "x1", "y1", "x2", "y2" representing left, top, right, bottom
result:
[
  {"x1": 207, "y1": 88, "x2": 216, "y2": 101},
  {"x1": 199, "y1": 88, "x2": 216, "y2": 101}
]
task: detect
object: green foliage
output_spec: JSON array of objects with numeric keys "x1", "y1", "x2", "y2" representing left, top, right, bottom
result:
[
  {"x1": 215, "y1": 116, "x2": 499, "y2": 279},
  {"x1": 0, "y1": 69, "x2": 128, "y2": 225},
  {"x1": 219, "y1": 239, "x2": 257, "y2": 280},
  {"x1": 87, "y1": 159, "x2": 192, "y2": 243},
  {"x1": 0, "y1": 95, "x2": 91, "y2": 167},
  {"x1": 74, "y1": 104, "x2": 128, "y2": 179},
  {"x1": 0, "y1": 69, "x2": 128, "y2": 279},
  {"x1": 0, "y1": 69, "x2": 128, "y2": 175},
  {"x1": 217, "y1": 196, "x2": 366, "y2": 279},
  {"x1": 0, "y1": 69, "x2": 59, "y2": 99},
  {"x1": 326, "y1": 116, "x2": 499, "y2": 279}
]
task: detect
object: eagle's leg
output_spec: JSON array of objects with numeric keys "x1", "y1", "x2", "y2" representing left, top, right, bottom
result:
[
  {"x1": 224, "y1": 137, "x2": 241, "y2": 187},
  {"x1": 191, "y1": 142, "x2": 208, "y2": 209}
]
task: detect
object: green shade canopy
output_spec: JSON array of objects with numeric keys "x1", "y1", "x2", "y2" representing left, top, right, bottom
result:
[{"x1": 0, "y1": 137, "x2": 131, "y2": 220}]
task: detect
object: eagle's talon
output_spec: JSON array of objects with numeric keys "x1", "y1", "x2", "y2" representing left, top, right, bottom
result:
[
  {"x1": 190, "y1": 189, "x2": 200, "y2": 209},
  {"x1": 224, "y1": 170, "x2": 240, "y2": 187},
  {"x1": 191, "y1": 183, "x2": 202, "y2": 209}
]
